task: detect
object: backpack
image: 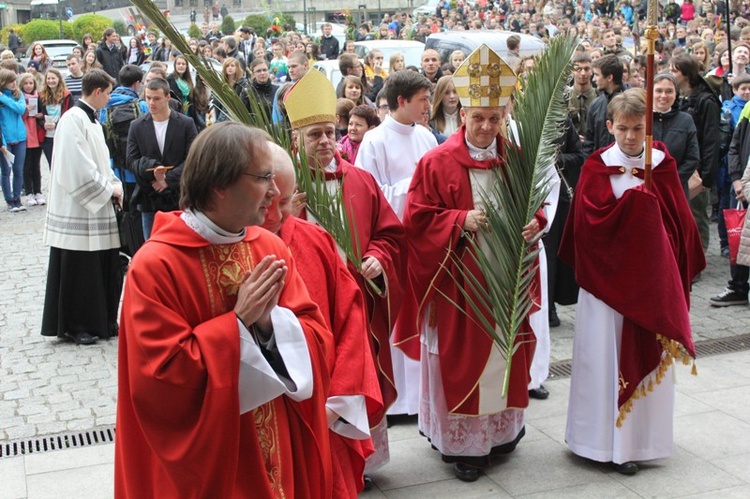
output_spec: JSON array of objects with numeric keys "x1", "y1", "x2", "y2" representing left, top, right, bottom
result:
[{"x1": 103, "y1": 100, "x2": 144, "y2": 168}]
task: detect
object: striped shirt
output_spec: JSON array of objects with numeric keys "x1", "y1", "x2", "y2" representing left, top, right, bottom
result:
[{"x1": 64, "y1": 74, "x2": 83, "y2": 103}]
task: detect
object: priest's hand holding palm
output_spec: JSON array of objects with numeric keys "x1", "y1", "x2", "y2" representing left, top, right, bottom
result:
[
  {"x1": 463, "y1": 209, "x2": 487, "y2": 232},
  {"x1": 234, "y1": 255, "x2": 288, "y2": 338},
  {"x1": 361, "y1": 256, "x2": 383, "y2": 279}
]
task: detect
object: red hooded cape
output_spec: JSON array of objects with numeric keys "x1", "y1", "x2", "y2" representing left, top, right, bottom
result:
[
  {"x1": 559, "y1": 142, "x2": 705, "y2": 413},
  {"x1": 115, "y1": 212, "x2": 333, "y2": 498},
  {"x1": 395, "y1": 127, "x2": 544, "y2": 415},
  {"x1": 300, "y1": 154, "x2": 406, "y2": 415},
  {"x1": 278, "y1": 216, "x2": 383, "y2": 496}
]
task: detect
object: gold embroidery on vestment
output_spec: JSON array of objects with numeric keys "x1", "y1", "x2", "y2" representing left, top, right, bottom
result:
[
  {"x1": 198, "y1": 243, "x2": 255, "y2": 316},
  {"x1": 253, "y1": 401, "x2": 286, "y2": 498}
]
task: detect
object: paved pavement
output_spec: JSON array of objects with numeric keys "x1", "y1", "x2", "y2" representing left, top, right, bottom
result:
[{"x1": 0, "y1": 164, "x2": 748, "y2": 497}]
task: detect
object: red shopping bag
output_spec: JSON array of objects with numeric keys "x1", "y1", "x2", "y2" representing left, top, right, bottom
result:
[{"x1": 724, "y1": 204, "x2": 747, "y2": 265}]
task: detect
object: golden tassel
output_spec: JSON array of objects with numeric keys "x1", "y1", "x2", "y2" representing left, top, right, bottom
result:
[{"x1": 691, "y1": 360, "x2": 698, "y2": 376}]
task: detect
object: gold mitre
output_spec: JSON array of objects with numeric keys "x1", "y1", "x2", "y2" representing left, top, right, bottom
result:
[
  {"x1": 452, "y1": 44, "x2": 517, "y2": 108},
  {"x1": 284, "y1": 69, "x2": 337, "y2": 129}
]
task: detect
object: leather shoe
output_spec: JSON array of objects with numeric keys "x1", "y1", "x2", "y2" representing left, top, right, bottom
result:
[
  {"x1": 549, "y1": 308, "x2": 561, "y2": 327},
  {"x1": 453, "y1": 462, "x2": 481, "y2": 482},
  {"x1": 64, "y1": 332, "x2": 99, "y2": 345},
  {"x1": 613, "y1": 461, "x2": 638, "y2": 475},
  {"x1": 363, "y1": 475, "x2": 373, "y2": 491},
  {"x1": 529, "y1": 385, "x2": 549, "y2": 400}
]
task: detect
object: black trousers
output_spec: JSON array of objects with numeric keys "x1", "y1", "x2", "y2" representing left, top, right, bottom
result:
[{"x1": 23, "y1": 146, "x2": 42, "y2": 195}]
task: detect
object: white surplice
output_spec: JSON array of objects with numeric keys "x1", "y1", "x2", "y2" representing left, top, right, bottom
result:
[
  {"x1": 355, "y1": 115, "x2": 437, "y2": 417},
  {"x1": 565, "y1": 144, "x2": 676, "y2": 464}
]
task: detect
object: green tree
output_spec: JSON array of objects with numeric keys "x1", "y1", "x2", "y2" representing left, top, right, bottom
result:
[
  {"x1": 20, "y1": 20, "x2": 74, "y2": 44},
  {"x1": 71, "y1": 14, "x2": 113, "y2": 44},
  {"x1": 221, "y1": 15, "x2": 236, "y2": 36},
  {"x1": 243, "y1": 14, "x2": 271, "y2": 36},
  {"x1": 278, "y1": 14, "x2": 296, "y2": 31},
  {"x1": 113, "y1": 20, "x2": 128, "y2": 36},
  {"x1": 187, "y1": 23, "x2": 201, "y2": 40},
  {"x1": 0, "y1": 24, "x2": 25, "y2": 46}
]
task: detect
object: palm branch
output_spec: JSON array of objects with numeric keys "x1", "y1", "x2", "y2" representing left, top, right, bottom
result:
[
  {"x1": 443, "y1": 35, "x2": 578, "y2": 398},
  {"x1": 132, "y1": 0, "x2": 378, "y2": 292}
]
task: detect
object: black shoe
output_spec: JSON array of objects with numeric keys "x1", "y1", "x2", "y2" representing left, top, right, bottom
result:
[
  {"x1": 64, "y1": 332, "x2": 99, "y2": 345},
  {"x1": 710, "y1": 288, "x2": 749, "y2": 307},
  {"x1": 613, "y1": 461, "x2": 638, "y2": 475},
  {"x1": 453, "y1": 462, "x2": 481, "y2": 482},
  {"x1": 529, "y1": 385, "x2": 549, "y2": 400},
  {"x1": 549, "y1": 308, "x2": 560, "y2": 328},
  {"x1": 363, "y1": 475, "x2": 373, "y2": 491}
]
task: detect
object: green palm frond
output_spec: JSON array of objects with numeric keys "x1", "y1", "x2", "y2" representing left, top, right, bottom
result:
[
  {"x1": 133, "y1": 1, "x2": 378, "y2": 293},
  {"x1": 444, "y1": 35, "x2": 578, "y2": 398}
]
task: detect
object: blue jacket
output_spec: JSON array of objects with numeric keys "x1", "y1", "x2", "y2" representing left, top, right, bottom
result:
[
  {"x1": 0, "y1": 89, "x2": 27, "y2": 145},
  {"x1": 99, "y1": 87, "x2": 148, "y2": 184},
  {"x1": 722, "y1": 94, "x2": 748, "y2": 128}
]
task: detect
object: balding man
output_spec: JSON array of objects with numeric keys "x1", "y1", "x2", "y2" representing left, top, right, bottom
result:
[
  {"x1": 263, "y1": 143, "x2": 383, "y2": 496},
  {"x1": 285, "y1": 69, "x2": 406, "y2": 474}
]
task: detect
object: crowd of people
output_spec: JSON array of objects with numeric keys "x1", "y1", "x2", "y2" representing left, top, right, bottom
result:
[{"x1": 4, "y1": 0, "x2": 746, "y2": 496}]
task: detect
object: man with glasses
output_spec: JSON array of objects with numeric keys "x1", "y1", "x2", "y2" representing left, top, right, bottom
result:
[
  {"x1": 566, "y1": 53, "x2": 596, "y2": 142},
  {"x1": 375, "y1": 89, "x2": 389, "y2": 122},
  {"x1": 286, "y1": 69, "x2": 406, "y2": 476},
  {"x1": 337, "y1": 52, "x2": 364, "y2": 94},
  {"x1": 115, "y1": 122, "x2": 335, "y2": 497},
  {"x1": 126, "y1": 77, "x2": 198, "y2": 239}
]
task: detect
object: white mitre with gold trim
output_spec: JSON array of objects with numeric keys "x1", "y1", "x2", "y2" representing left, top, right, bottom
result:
[{"x1": 452, "y1": 43, "x2": 517, "y2": 108}]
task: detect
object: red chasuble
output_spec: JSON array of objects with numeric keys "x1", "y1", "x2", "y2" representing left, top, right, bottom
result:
[
  {"x1": 559, "y1": 142, "x2": 705, "y2": 412},
  {"x1": 278, "y1": 216, "x2": 383, "y2": 496},
  {"x1": 300, "y1": 154, "x2": 406, "y2": 414},
  {"x1": 115, "y1": 212, "x2": 333, "y2": 499},
  {"x1": 395, "y1": 127, "x2": 544, "y2": 416}
]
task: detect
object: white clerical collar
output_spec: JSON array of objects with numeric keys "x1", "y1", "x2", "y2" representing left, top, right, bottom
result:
[
  {"x1": 79, "y1": 99, "x2": 97, "y2": 113},
  {"x1": 385, "y1": 115, "x2": 416, "y2": 134},
  {"x1": 601, "y1": 142, "x2": 665, "y2": 170},
  {"x1": 181, "y1": 209, "x2": 246, "y2": 244},
  {"x1": 325, "y1": 158, "x2": 338, "y2": 173},
  {"x1": 466, "y1": 137, "x2": 498, "y2": 161}
]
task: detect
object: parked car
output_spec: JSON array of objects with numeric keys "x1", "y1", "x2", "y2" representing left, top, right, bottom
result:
[
  {"x1": 412, "y1": 0, "x2": 442, "y2": 18},
  {"x1": 353, "y1": 40, "x2": 425, "y2": 71},
  {"x1": 425, "y1": 31, "x2": 546, "y2": 64},
  {"x1": 313, "y1": 59, "x2": 343, "y2": 90},
  {"x1": 20, "y1": 39, "x2": 78, "y2": 72}
]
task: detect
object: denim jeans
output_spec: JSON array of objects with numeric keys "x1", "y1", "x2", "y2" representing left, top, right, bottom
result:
[
  {"x1": 141, "y1": 211, "x2": 155, "y2": 240},
  {"x1": 1, "y1": 141, "x2": 27, "y2": 203}
]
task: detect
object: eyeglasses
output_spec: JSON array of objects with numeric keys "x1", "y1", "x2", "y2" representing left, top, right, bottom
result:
[
  {"x1": 242, "y1": 171, "x2": 276, "y2": 185},
  {"x1": 378, "y1": 105, "x2": 389, "y2": 110}
]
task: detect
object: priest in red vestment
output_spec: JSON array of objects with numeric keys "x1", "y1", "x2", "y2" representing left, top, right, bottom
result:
[
  {"x1": 559, "y1": 89, "x2": 705, "y2": 475},
  {"x1": 284, "y1": 69, "x2": 407, "y2": 473},
  {"x1": 115, "y1": 123, "x2": 334, "y2": 498},
  {"x1": 263, "y1": 142, "x2": 384, "y2": 497},
  {"x1": 394, "y1": 45, "x2": 545, "y2": 483}
]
